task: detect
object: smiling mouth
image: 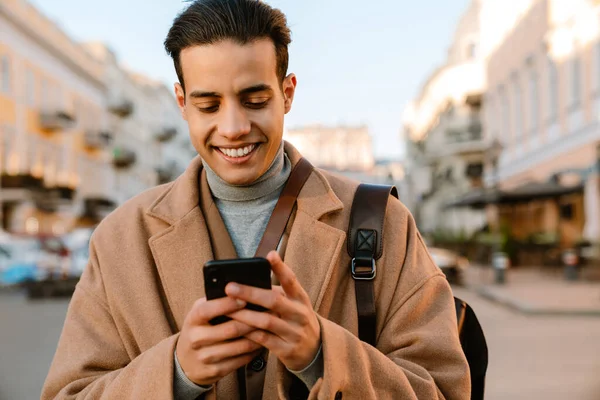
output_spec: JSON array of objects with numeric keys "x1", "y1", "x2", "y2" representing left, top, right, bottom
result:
[{"x1": 215, "y1": 143, "x2": 258, "y2": 158}]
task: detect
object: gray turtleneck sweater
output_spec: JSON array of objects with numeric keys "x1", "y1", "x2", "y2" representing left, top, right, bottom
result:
[{"x1": 173, "y1": 143, "x2": 323, "y2": 399}]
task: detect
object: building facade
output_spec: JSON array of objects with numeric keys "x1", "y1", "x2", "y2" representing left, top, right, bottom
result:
[
  {"x1": 0, "y1": 0, "x2": 110, "y2": 235},
  {"x1": 284, "y1": 125, "x2": 375, "y2": 172},
  {"x1": 0, "y1": 1, "x2": 195, "y2": 235},
  {"x1": 402, "y1": 0, "x2": 488, "y2": 236},
  {"x1": 484, "y1": 0, "x2": 600, "y2": 247}
]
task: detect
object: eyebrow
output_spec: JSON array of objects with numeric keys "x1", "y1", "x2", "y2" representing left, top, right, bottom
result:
[
  {"x1": 238, "y1": 83, "x2": 273, "y2": 96},
  {"x1": 189, "y1": 83, "x2": 273, "y2": 99}
]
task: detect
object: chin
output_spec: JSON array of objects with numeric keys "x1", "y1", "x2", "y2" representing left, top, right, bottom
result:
[{"x1": 219, "y1": 171, "x2": 260, "y2": 186}]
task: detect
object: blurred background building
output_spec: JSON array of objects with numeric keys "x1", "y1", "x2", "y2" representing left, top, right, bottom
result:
[
  {"x1": 402, "y1": 0, "x2": 487, "y2": 235},
  {"x1": 0, "y1": 0, "x2": 194, "y2": 236},
  {"x1": 403, "y1": 0, "x2": 600, "y2": 264},
  {"x1": 284, "y1": 124, "x2": 406, "y2": 192},
  {"x1": 284, "y1": 124, "x2": 375, "y2": 172}
]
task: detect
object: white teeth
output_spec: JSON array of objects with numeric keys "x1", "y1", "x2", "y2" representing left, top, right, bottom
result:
[{"x1": 219, "y1": 144, "x2": 256, "y2": 158}]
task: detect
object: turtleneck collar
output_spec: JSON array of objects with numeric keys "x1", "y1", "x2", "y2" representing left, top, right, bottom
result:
[{"x1": 202, "y1": 141, "x2": 291, "y2": 202}]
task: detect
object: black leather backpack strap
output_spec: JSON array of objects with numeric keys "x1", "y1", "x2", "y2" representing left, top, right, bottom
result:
[{"x1": 347, "y1": 183, "x2": 398, "y2": 346}]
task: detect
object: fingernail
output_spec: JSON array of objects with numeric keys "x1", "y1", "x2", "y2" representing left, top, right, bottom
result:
[
  {"x1": 228, "y1": 283, "x2": 240, "y2": 295},
  {"x1": 236, "y1": 299, "x2": 246, "y2": 307}
]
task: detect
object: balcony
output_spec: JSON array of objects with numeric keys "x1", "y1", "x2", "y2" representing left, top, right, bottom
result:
[
  {"x1": 80, "y1": 197, "x2": 117, "y2": 223},
  {"x1": 33, "y1": 185, "x2": 77, "y2": 213},
  {"x1": 112, "y1": 147, "x2": 137, "y2": 169},
  {"x1": 108, "y1": 98, "x2": 134, "y2": 118},
  {"x1": 39, "y1": 109, "x2": 76, "y2": 132},
  {"x1": 1, "y1": 174, "x2": 44, "y2": 189},
  {"x1": 155, "y1": 127, "x2": 178, "y2": 143},
  {"x1": 156, "y1": 162, "x2": 180, "y2": 184},
  {"x1": 84, "y1": 130, "x2": 113, "y2": 150},
  {"x1": 0, "y1": 173, "x2": 44, "y2": 202}
]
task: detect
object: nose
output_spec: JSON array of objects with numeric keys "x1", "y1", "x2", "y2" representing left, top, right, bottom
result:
[{"x1": 217, "y1": 103, "x2": 251, "y2": 140}]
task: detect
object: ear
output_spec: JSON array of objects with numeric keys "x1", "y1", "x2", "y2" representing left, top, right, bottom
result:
[
  {"x1": 174, "y1": 82, "x2": 187, "y2": 121},
  {"x1": 282, "y1": 73, "x2": 297, "y2": 114}
]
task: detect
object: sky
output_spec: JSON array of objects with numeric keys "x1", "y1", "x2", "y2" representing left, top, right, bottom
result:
[{"x1": 30, "y1": 0, "x2": 470, "y2": 160}]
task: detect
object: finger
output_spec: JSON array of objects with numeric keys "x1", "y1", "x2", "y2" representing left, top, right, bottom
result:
[
  {"x1": 197, "y1": 338, "x2": 262, "y2": 364},
  {"x1": 266, "y1": 251, "x2": 305, "y2": 300},
  {"x1": 225, "y1": 283, "x2": 295, "y2": 315},
  {"x1": 227, "y1": 308, "x2": 300, "y2": 341},
  {"x1": 189, "y1": 320, "x2": 256, "y2": 349},
  {"x1": 187, "y1": 296, "x2": 246, "y2": 326},
  {"x1": 202, "y1": 350, "x2": 262, "y2": 383},
  {"x1": 245, "y1": 329, "x2": 290, "y2": 355},
  {"x1": 273, "y1": 286, "x2": 286, "y2": 296}
]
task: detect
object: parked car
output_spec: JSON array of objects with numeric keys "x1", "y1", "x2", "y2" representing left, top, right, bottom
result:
[
  {"x1": 62, "y1": 228, "x2": 94, "y2": 275},
  {"x1": 426, "y1": 247, "x2": 469, "y2": 285},
  {"x1": 0, "y1": 234, "x2": 46, "y2": 286}
]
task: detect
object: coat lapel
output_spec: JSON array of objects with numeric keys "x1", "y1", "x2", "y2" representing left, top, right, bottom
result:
[
  {"x1": 282, "y1": 142, "x2": 347, "y2": 313},
  {"x1": 146, "y1": 156, "x2": 214, "y2": 331}
]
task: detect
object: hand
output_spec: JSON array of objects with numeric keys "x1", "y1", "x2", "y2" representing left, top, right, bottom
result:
[
  {"x1": 176, "y1": 297, "x2": 263, "y2": 386},
  {"x1": 225, "y1": 251, "x2": 321, "y2": 371}
]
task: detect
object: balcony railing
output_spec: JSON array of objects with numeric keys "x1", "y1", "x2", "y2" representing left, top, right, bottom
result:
[
  {"x1": 1, "y1": 173, "x2": 44, "y2": 189},
  {"x1": 112, "y1": 148, "x2": 137, "y2": 169},
  {"x1": 84, "y1": 130, "x2": 113, "y2": 150},
  {"x1": 156, "y1": 163, "x2": 180, "y2": 184},
  {"x1": 108, "y1": 98, "x2": 134, "y2": 118},
  {"x1": 155, "y1": 127, "x2": 178, "y2": 143},
  {"x1": 33, "y1": 185, "x2": 77, "y2": 213},
  {"x1": 39, "y1": 109, "x2": 76, "y2": 132},
  {"x1": 80, "y1": 197, "x2": 117, "y2": 222}
]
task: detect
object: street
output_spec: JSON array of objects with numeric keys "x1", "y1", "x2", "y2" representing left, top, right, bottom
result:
[{"x1": 1, "y1": 287, "x2": 599, "y2": 400}]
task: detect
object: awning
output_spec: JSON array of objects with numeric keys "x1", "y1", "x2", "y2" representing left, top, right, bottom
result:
[
  {"x1": 500, "y1": 181, "x2": 583, "y2": 203},
  {"x1": 445, "y1": 180, "x2": 583, "y2": 209},
  {"x1": 444, "y1": 188, "x2": 502, "y2": 209},
  {"x1": 78, "y1": 197, "x2": 117, "y2": 225}
]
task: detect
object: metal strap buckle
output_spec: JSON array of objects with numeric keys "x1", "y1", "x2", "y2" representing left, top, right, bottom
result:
[{"x1": 351, "y1": 257, "x2": 376, "y2": 280}]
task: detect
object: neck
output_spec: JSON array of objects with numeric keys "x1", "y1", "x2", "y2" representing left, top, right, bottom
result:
[{"x1": 203, "y1": 142, "x2": 291, "y2": 202}]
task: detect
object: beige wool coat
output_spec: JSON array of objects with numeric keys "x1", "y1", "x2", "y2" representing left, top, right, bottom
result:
[{"x1": 42, "y1": 142, "x2": 470, "y2": 399}]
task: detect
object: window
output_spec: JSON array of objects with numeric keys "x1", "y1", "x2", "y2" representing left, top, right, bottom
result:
[
  {"x1": 58, "y1": 143, "x2": 70, "y2": 185},
  {"x1": 485, "y1": 94, "x2": 495, "y2": 138},
  {"x1": 466, "y1": 42, "x2": 478, "y2": 60},
  {"x1": 1, "y1": 55, "x2": 10, "y2": 94},
  {"x1": 26, "y1": 68, "x2": 36, "y2": 106},
  {"x1": 513, "y1": 73, "x2": 522, "y2": 139},
  {"x1": 595, "y1": 41, "x2": 600, "y2": 93},
  {"x1": 571, "y1": 55, "x2": 581, "y2": 108},
  {"x1": 41, "y1": 78, "x2": 49, "y2": 109},
  {"x1": 499, "y1": 85, "x2": 510, "y2": 138},
  {"x1": 1, "y1": 124, "x2": 16, "y2": 173},
  {"x1": 547, "y1": 56, "x2": 558, "y2": 121},
  {"x1": 529, "y1": 66, "x2": 539, "y2": 131}
]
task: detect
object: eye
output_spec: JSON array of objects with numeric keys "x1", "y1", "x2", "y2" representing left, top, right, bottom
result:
[
  {"x1": 245, "y1": 99, "x2": 269, "y2": 109},
  {"x1": 196, "y1": 105, "x2": 219, "y2": 113}
]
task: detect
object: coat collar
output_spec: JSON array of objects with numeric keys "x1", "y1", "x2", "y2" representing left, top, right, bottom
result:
[{"x1": 145, "y1": 141, "x2": 343, "y2": 226}]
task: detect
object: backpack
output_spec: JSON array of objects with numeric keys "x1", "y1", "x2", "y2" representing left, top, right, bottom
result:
[{"x1": 348, "y1": 183, "x2": 488, "y2": 400}]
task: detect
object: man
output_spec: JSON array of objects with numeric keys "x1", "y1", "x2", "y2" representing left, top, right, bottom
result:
[{"x1": 42, "y1": 1, "x2": 470, "y2": 399}]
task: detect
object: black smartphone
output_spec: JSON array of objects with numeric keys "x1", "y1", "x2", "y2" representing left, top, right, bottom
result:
[{"x1": 203, "y1": 257, "x2": 272, "y2": 325}]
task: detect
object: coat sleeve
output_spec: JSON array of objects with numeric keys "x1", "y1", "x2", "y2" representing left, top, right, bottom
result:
[
  {"x1": 306, "y1": 200, "x2": 471, "y2": 400},
  {"x1": 41, "y1": 238, "x2": 179, "y2": 400}
]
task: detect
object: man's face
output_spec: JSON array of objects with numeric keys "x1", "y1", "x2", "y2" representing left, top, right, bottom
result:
[{"x1": 175, "y1": 39, "x2": 296, "y2": 185}]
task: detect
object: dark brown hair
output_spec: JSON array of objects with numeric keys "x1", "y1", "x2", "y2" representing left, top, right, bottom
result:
[{"x1": 164, "y1": 0, "x2": 291, "y2": 93}]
